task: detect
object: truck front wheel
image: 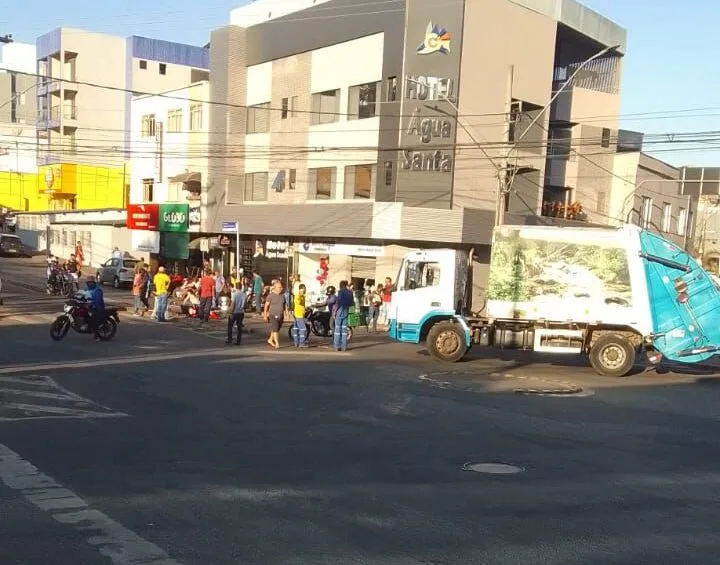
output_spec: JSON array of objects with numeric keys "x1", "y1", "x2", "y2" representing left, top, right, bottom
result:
[
  {"x1": 427, "y1": 322, "x2": 467, "y2": 363},
  {"x1": 589, "y1": 334, "x2": 636, "y2": 377}
]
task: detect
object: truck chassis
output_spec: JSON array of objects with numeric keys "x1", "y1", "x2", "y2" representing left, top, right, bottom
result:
[{"x1": 425, "y1": 317, "x2": 650, "y2": 378}]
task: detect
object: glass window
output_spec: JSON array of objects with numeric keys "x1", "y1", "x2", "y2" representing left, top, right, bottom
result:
[
  {"x1": 139, "y1": 60, "x2": 147, "y2": 70},
  {"x1": 641, "y1": 197, "x2": 652, "y2": 228},
  {"x1": 190, "y1": 104, "x2": 203, "y2": 131},
  {"x1": 344, "y1": 164, "x2": 375, "y2": 199},
  {"x1": 386, "y1": 76, "x2": 397, "y2": 102},
  {"x1": 167, "y1": 109, "x2": 182, "y2": 133},
  {"x1": 123, "y1": 260, "x2": 139, "y2": 268},
  {"x1": 311, "y1": 90, "x2": 340, "y2": 125},
  {"x1": 678, "y1": 207, "x2": 687, "y2": 236},
  {"x1": 384, "y1": 161, "x2": 393, "y2": 186},
  {"x1": 281, "y1": 97, "x2": 289, "y2": 119},
  {"x1": 309, "y1": 167, "x2": 335, "y2": 199},
  {"x1": 348, "y1": 82, "x2": 380, "y2": 120},
  {"x1": 404, "y1": 261, "x2": 441, "y2": 290},
  {"x1": 289, "y1": 169, "x2": 297, "y2": 190},
  {"x1": 247, "y1": 102, "x2": 270, "y2": 134},
  {"x1": 661, "y1": 202, "x2": 672, "y2": 232},
  {"x1": 141, "y1": 114, "x2": 156, "y2": 137},
  {"x1": 244, "y1": 172, "x2": 268, "y2": 202}
]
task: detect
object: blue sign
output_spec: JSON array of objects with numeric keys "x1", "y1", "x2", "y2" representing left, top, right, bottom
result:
[{"x1": 221, "y1": 221, "x2": 238, "y2": 233}]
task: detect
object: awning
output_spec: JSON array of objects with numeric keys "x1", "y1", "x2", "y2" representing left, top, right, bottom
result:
[{"x1": 169, "y1": 172, "x2": 201, "y2": 184}]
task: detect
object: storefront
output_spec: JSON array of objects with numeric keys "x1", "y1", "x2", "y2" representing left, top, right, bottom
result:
[{"x1": 127, "y1": 203, "x2": 190, "y2": 272}]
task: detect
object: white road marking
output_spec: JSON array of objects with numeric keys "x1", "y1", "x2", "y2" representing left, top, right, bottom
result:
[
  {"x1": 0, "y1": 375, "x2": 128, "y2": 421},
  {"x1": 0, "y1": 443, "x2": 184, "y2": 564}
]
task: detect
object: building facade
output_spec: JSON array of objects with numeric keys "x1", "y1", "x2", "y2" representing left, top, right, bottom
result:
[{"x1": 205, "y1": 0, "x2": 626, "y2": 291}]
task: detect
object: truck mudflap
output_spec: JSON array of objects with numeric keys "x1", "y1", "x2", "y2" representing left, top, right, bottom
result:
[
  {"x1": 640, "y1": 231, "x2": 720, "y2": 364},
  {"x1": 453, "y1": 315, "x2": 472, "y2": 348}
]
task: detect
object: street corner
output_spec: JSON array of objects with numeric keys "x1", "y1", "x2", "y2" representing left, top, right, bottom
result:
[{"x1": 0, "y1": 375, "x2": 128, "y2": 421}]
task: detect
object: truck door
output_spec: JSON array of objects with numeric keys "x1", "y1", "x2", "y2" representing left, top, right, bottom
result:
[{"x1": 389, "y1": 250, "x2": 457, "y2": 343}]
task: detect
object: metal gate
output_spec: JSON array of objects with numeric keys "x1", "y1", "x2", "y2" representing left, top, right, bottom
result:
[{"x1": 351, "y1": 256, "x2": 376, "y2": 280}]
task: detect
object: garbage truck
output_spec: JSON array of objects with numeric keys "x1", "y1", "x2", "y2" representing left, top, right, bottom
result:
[{"x1": 388, "y1": 224, "x2": 720, "y2": 377}]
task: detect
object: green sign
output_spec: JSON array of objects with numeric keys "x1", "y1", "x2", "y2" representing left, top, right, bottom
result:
[
  {"x1": 158, "y1": 203, "x2": 189, "y2": 233},
  {"x1": 160, "y1": 232, "x2": 189, "y2": 259}
]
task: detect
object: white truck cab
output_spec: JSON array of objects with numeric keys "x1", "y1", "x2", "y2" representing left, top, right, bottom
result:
[{"x1": 389, "y1": 249, "x2": 468, "y2": 344}]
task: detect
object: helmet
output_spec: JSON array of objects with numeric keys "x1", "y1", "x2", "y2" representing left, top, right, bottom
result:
[{"x1": 325, "y1": 285, "x2": 336, "y2": 296}]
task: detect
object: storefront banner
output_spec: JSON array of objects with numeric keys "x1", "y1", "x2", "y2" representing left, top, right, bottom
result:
[
  {"x1": 265, "y1": 240, "x2": 291, "y2": 259},
  {"x1": 158, "y1": 203, "x2": 189, "y2": 233},
  {"x1": 131, "y1": 229, "x2": 160, "y2": 253},
  {"x1": 161, "y1": 232, "x2": 190, "y2": 259},
  {"x1": 299, "y1": 243, "x2": 384, "y2": 257},
  {"x1": 127, "y1": 204, "x2": 159, "y2": 231}
]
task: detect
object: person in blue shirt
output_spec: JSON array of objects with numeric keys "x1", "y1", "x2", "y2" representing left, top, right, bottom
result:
[
  {"x1": 84, "y1": 275, "x2": 105, "y2": 341},
  {"x1": 227, "y1": 281, "x2": 247, "y2": 345},
  {"x1": 333, "y1": 280, "x2": 354, "y2": 352}
]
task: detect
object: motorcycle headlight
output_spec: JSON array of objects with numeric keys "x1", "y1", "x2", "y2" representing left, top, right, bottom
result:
[{"x1": 63, "y1": 304, "x2": 73, "y2": 313}]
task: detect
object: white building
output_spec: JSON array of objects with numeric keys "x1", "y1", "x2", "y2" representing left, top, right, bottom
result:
[
  {"x1": 129, "y1": 80, "x2": 209, "y2": 232},
  {"x1": 0, "y1": 40, "x2": 38, "y2": 174}
]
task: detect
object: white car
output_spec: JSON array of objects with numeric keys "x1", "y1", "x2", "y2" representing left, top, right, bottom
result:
[{"x1": 96, "y1": 257, "x2": 140, "y2": 288}]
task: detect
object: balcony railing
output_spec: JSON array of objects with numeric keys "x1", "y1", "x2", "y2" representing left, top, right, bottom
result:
[
  {"x1": 542, "y1": 201, "x2": 588, "y2": 222},
  {"x1": 50, "y1": 105, "x2": 78, "y2": 120}
]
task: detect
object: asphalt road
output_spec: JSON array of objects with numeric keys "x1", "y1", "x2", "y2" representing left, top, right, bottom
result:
[{"x1": 2, "y1": 256, "x2": 720, "y2": 564}]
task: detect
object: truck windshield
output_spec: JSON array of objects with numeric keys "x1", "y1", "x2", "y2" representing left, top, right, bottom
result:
[{"x1": 403, "y1": 260, "x2": 441, "y2": 290}]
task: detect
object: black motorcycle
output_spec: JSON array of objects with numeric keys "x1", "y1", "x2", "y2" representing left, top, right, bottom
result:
[
  {"x1": 287, "y1": 306, "x2": 353, "y2": 342},
  {"x1": 49, "y1": 295, "x2": 120, "y2": 341},
  {"x1": 46, "y1": 270, "x2": 77, "y2": 297}
]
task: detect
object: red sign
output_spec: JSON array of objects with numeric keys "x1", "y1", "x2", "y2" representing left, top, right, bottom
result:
[{"x1": 127, "y1": 204, "x2": 159, "y2": 231}]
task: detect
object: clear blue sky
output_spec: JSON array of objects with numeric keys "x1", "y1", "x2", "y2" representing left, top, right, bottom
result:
[{"x1": 2, "y1": 0, "x2": 718, "y2": 166}]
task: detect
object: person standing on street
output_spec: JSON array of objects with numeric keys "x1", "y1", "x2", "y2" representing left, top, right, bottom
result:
[
  {"x1": 153, "y1": 266, "x2": 171, "y2": 322},
  {"x1": 252, "y1": 270, "x2": 264, "y2": 315},
  {"x1": 226, "y1": 281, "x2": 247, "y2": 345},
  {"x1": 132, "y1": 268, "x2": 145, "y2": 316},
  {"x1": 199, "y1": 269, "x2": 215, "y2": 324},
  {"x1": 64, "y1": 253, "x2": 80, "y2": 292},
  {"x1": 263, "y1": 280, "x2": 286, "y2": 349},
  {"x1": 74, "y1": 240, "x2": 84, "y2": 272},
  {"x1": 291, "y1": 283, "x2": 308, "y2": 348},
  {"x1": 379, "y1": 277, "x2": 393, "y2": 327},
  {"x1": 333, "y1": 280, "x2": 354, "y2": 352}
]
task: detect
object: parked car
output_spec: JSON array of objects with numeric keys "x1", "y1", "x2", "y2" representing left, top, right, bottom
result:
[
  {"x1": 0, "y1": 234, "x2": 30, "y2": 257},
  {"x1": 96, "y1": 257, "x2": 140, "y2": 288}
]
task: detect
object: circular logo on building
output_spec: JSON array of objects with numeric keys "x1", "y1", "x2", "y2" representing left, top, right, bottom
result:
[{"x1": 44, "y1": 168, "x2": 55, "y2": 190}]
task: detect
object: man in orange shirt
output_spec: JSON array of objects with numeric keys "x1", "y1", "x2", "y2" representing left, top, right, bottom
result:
[{"x1": 199, "y1": 268, "x2": 215, "y2": 324}]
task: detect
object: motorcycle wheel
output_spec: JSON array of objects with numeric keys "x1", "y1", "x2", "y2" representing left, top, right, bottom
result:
[
  {"x1": 312, "y1": 320, "x2": 329, "y2": 337},
  {"x1": 50, "y1": 317, "x2": 71, "y2": 341},
  {"x1": 96, "y1": 317, "x2": 118, "y2": 341}
]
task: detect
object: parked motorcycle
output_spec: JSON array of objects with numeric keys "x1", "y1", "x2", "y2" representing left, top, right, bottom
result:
[
  {"x1": 49, "y1": 295, "x2": 120, "y2": 341},
  {"x1": 287, "y1": 306, "x2": 353, "y2": 342}
]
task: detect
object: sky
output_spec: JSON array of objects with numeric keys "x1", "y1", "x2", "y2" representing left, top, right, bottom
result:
[{"x1": 1, "y1": 0, "x2": 719, "y2": 167}]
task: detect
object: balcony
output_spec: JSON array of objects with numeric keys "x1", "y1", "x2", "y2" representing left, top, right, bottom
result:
[{"x1": 541, "y1": 200, "x2": 588, "y2": 222}]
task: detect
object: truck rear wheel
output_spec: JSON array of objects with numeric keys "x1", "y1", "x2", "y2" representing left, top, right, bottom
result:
[
  {"x1": 589, "y1": 333, "x2": 635, "y2": 377},
  {"x1": 427, "y1": 322, "x2": 467, "y2": 363}
]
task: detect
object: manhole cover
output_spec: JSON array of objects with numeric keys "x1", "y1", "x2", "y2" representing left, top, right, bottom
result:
[{"x1": 462, "y1": 462, "x2": 524, "y2": 474}]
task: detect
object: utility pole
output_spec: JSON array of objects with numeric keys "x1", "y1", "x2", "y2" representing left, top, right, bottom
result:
[{"x1": 496, "y1": 65, "x2": 515, "y2": 227}]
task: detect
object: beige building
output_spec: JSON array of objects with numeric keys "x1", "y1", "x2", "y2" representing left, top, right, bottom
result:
[
  {"x1": 35, "y1": 29, "x2": 209, "y2": 168},
  {"x1": 201, "y1": 0, "x2": 627, "y2": 285}
]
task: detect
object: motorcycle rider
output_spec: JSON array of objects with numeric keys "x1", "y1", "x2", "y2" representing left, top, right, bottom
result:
[
  {"x1": 64, "y1": 253, "x2": 80, "y2": 292},
  {"x1": 83, "y1": 275, "x2": 105, "y2": 341}
]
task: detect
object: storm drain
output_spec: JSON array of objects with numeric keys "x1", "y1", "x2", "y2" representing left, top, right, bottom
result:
[{"x1": 462, "y1": 462, "x2": 524, "y2": 475}]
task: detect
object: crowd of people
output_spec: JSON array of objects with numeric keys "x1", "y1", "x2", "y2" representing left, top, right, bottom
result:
[{"x1": 128, "y1": 264, "x2": 395, "y2": 352}]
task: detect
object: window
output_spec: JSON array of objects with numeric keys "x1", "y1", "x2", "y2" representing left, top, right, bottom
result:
[
  {"x1": 142, "y1": 179, "x2": 154, "y2": 202},
  {"x1": 167, "y1": 182, "x2": 181, "y2": 202},
  {"x1": 311, "y1": 89, "x2": 340, "y2": 125},
  {"x1": 18, "y1": 93, "x2": 25, "y2": 105},
  {"x1": 123, "y1": 260, "x2": 140, "y2": 269},
  {"x1": 662, "y1": 202, "x2": 672, "y2": 232},
  {"x1": 596, "y1": 191, "x2": 608, "y2": 215},
  {"x1": 344, "y1": 164, "x2": 375, "y2": 199},
  {"x1": 247, "y1": 102, "x2": 270, "y2": 134},
  {"x1": 139, "y1": 60, "x2": 147, "y2": 70},
  {"x1": 386, "y1": 76, "x2": 397, "y2": 102},
  {"x1": 403, "y1": 261, "x2": 441, "y2": 290},
  {"x1": 548, "y1": 128, "x2": 572, "y2": 159},
  {"x1": 190, "y1": 104, "x2": 203, "y2": 131},
  {"x1": 309, "y1": 167, "x2": 336, "y2": 199},
  {"x1": 141, "y1": 114, "x2": 156, "y2": 137},
  {"x1": 291, "y1": 96, "x2": 299, "y2": 117},
  {"x1": 384, "y1": 161, "x2": 393, "y2": 186},
  {"x1": 281, "y1": 97, "x2": 289, "y2": 119},
  {"x1": 678, "y1": 207, "x2": 687, "y2": 236},
  {"x1": 167, "y1": 109, "x2": 182, "y2": 133},
  {"x1": 641, "y1": 197, "x2": 652, "y2": 228},
  {"x1": 601, "y1": 128, "x2": 611, "y2": 148},
  {"x1": 289, "y1": 168, "x2": 296, "y2": 190},
  {"x1": 159, "y1": 63, "x2": 167, "y2": 75},
  {"x1": 348, "y1": 82, "x2": 380, "y2": 120},
  {"x1": 243, "y1": 172, "x2": 268, "y2": 202}
]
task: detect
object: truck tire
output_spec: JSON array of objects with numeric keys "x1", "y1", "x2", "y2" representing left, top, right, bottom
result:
[
  {"x1": 589, "y1": 333, "x2": 635, "y2": 377},
  {"x1": 427, "y1": 321, "x2": 467, "y2": 363}
]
